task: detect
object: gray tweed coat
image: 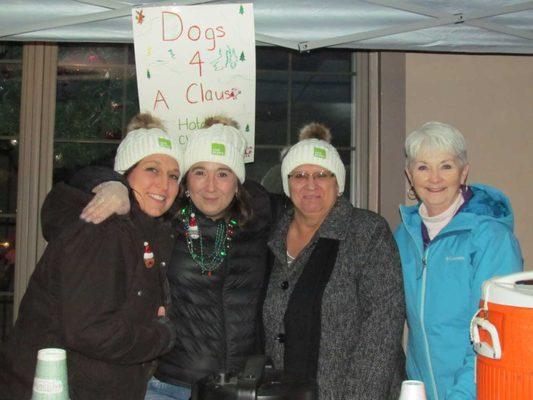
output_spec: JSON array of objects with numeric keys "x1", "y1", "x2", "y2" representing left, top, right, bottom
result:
[{"x1": 263, "y1": 197, "x2": 406, "y2": 400}]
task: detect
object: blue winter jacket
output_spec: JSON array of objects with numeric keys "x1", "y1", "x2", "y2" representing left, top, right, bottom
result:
[{"x1": 394, "y1": 184, "x2": 523, "y2": 400}]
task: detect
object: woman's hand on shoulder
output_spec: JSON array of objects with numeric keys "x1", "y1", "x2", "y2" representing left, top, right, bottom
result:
[{"x1": 81, "y1": 181, "x2": 130, "y2": 224}]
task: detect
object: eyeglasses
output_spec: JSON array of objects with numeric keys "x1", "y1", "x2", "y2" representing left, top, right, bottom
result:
[{"x1": 288, "y1": 170, "x2": 335, "y2": 184}]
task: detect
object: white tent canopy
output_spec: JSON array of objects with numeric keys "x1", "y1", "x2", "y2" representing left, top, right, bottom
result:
[{"x1": 1, "y1": 0, "x2": 533, "y2": 53}]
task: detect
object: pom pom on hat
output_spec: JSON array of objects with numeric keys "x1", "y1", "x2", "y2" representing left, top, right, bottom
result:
[
  {"x1": 182, "y1": 124, "x2": 247, "y2": 182},
  {"x1": 298, "y1": 122, "x2": 332, "y2": 142}
]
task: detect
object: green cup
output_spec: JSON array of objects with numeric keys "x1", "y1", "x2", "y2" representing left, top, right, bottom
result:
[{"x1": 32, "y1": 348, "x2": 70, "y2": 400}]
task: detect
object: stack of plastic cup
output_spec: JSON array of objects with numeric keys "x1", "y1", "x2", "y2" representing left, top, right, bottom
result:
[
  {"x1": 399, "y1": 380, "x2": 427, "y2": 400},
  {"x1": 32, "y1": 348, "x2": 69, "y2": 400}
]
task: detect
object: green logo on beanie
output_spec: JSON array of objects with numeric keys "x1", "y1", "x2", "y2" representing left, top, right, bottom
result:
[
  {"x1": 212, "y1": 143, "x2": 226, "y2": 156},
  {"x1": 158, "y1": 137, "x2": 172, "y2": 149},
  {"x1": 313, "y1": 147, "x2": 326, "y2": 159}
]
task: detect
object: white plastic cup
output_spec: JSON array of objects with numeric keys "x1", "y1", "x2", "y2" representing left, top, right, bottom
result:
[
  {"x1": 398, "y1": 380, "x2": 427, "y2": 400},
  {"x1": 32, "y1": 348, "x2": 69, "y2": 400}
]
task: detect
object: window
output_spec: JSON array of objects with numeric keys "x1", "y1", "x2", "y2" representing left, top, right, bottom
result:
[
  {"x1": 54, "y1": 44, "x2": 138, "y2": 183},
  {"x1": 0, "y1": 43, "x2": 22, "y2": 341},
  {"x1": 252, "y1": 47, "x2": 354, "y2": 195}
]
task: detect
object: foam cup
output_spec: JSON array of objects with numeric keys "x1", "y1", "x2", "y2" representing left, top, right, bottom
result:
[
  {"x1": 32, "y1": 348, "x2": 69, "y2": 400},
  {"x1": 398, "y1": 380, "x2": 427, "y2": 400}
]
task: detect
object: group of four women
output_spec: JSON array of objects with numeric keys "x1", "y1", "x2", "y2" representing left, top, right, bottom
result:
[{"x1": 0, "y1": 115, "x2": 523, "y2": 400}]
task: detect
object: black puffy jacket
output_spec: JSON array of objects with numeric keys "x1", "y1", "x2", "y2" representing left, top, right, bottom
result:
[{"x1": 156, "y1": 180, "x2": 276, "y2": 386}]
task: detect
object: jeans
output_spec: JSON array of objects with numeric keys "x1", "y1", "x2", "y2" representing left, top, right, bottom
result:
[{"x1": 145, "y1": 377, "x2": 192, "y2": 400}]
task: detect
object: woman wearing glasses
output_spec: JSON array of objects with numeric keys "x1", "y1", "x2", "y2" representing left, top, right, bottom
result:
[{"x1": 262, "y1": 124, "x2": 406, "y2": 399}]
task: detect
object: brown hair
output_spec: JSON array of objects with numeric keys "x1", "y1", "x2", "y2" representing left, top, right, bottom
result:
[
  {"x1": 173, "y1": 115, "x2": 253, "y2": 227},
  {"x1": 123, "y1": 113, "x2": 176, "y2": 219},
  {"x1": 175, "y1": 176, "x2": 253, "y2": 228}
]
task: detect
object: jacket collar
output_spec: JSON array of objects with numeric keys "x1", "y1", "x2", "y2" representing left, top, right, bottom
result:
[
  {"x1": 400, "y1": 202, "x2": 475, "y2": 248},
  {"x1": 398, "y1": 185, "x2": 505, "y2": 279},
  {"x1": 127, "y1": 202, "x2": 172, "y2": 239}
]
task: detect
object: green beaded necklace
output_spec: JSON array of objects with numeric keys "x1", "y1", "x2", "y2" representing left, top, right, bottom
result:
[{"x1": 180, "y1": 205, "x2": 237, "y2": 277}]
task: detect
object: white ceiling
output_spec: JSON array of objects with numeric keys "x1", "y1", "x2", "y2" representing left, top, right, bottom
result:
[{"x1": 1, "y1": 0, "x2": 533, "y2": 53}]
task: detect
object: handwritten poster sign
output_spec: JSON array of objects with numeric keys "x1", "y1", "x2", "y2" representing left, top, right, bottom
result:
[{"x1": 132, "y1": 3, "x2": 256, "y2": 161}]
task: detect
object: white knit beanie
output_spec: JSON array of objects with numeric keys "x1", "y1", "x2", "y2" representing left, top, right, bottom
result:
[
  {"x1": 114, "y1": 128, "x2": 183, "y2": 180},
  {"x1": 281, "y1": 139, "x2": 346, "y2": 196},
  {"x1": 183, "y1": 123, "x2": 247, "y2": 182}
]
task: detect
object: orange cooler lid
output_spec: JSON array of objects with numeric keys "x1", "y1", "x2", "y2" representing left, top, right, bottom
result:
[{"x1": 481, "y1": 271, "x2": 533, "y2": 308}]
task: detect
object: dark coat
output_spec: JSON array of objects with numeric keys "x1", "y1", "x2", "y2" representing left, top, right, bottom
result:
[
  {"x1": 155, "y1": 180, "x2": 277, "y2": 387},
  {"x1": 0, "y1": 183, "x2": 175, "y2": 400},
  {"x1": 263, "y1": 197, "x2": 406, "y2": 399}
]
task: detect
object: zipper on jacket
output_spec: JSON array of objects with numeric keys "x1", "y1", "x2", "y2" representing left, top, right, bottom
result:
[
  {"x1": 420, "y1": 248, "x2": 439, "y2": 400},
  {"x1": 220, "y1": 259, "x2": 228, "y2": 372},
  {"x1": 401, "y1": 212, "x2": 442, "y2": 400}
]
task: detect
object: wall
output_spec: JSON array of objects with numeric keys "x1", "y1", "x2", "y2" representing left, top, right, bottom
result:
[
  {"x1": 377, "y1": 52, "x2": 406, "y2": 231},
  {"x1": 361, "y1": 52, "x2": 406, "y2": 232},
  {"x1": 405, "y1": 53, "x2": 533, "y2": 267}
]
